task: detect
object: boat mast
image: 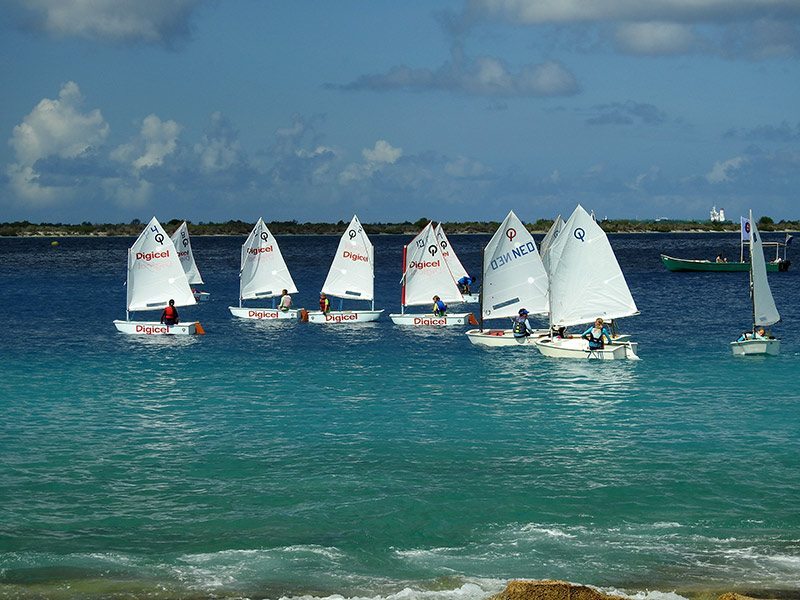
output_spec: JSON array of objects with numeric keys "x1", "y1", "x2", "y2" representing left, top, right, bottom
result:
[
  {"x1": 400, "y1": 244, "x2": 407, "y2": 315},
  {"x1": 749, "y1": 210, "x2": 757, "y2": 334}
]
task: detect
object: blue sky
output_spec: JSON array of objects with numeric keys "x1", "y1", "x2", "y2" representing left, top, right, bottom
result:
[{"x1": 1, "y1": 0, "x2": 799, "y2": 224}]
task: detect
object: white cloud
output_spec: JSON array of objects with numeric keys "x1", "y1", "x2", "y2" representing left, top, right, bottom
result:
[
  {"x1": 706, "y1": 156, "x2": 746, "y2": 183},
  {"x1": 444, "y1": 156, "x2": 489, "y2": 178},
  {"x1": 465, "y1": 1, "x2": 800, "y2": 58},
  {"x1": 14, "y1": 0, "x2": 205, "y2": 44},
  {"x1": 112, "y1": 114, "x2": 182, "y2": 170},
  {"x1": 362, "y1": 140, "x2": 402, "y2": 164},
  {"x1": 467, "y1": 0, "x2": 800, "y2": 24},
  {"x1": 338, "y1": 48, "x2": 579, "y2": 97},
  {"x1": 193, "y1": 112, "x2": 241, "y2": 173},
  {"x1": 6, "y1": 81, "x2": 109, "y2": 203},
  {"x1": 10, "y1": 81, "x2": 109, "y2": 167},
  {"x1": 340, "y1": 140, "x2": 403, "y2": 184},
  {"x1": 614, "y1": 22, "x2": 697, "y2": 55}
]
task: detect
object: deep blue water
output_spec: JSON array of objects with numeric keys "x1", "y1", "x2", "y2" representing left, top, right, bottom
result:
[{"x1": 0, "y1": 232, "x2": 798, "y2": 600}]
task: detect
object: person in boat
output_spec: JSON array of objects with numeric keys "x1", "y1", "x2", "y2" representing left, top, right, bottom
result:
[
  {"x1": 582, "y1": 317, "x2": 612, "y2": 349},
  {"x1": 737, "y1": 327, "x2": 767, "y2": 342},
  {"x1": 715, "y1": 253, "x2": 728, "y2": 263},
  {"x1": 432, "y1": 295, "x2": 447, "y2": 316},
  {"x1": 278, "y1": 289, "x2": 292, "y2": 312},
  {"x1": 160, "y1": 299, "x2": 179, "y2": 326},
  {"x1": 457, "y1": 274, "x2": 476, "y2": 295},
  {"x1": 319, "y1": 292, "x2": 331, "y2": 314},
  {"x1": 512, "y1": 308, "x2": 533, "y2": 338},
  {"x1": 551, "y1": 325, "x2": 570, "y2": 339}
]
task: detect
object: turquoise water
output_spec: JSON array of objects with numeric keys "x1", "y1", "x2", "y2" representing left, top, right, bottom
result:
[{"x1": 1, "y1": 233, "x2": 799, "y2": 599}]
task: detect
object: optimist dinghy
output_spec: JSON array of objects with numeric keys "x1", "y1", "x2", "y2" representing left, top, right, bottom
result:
[
  {"x1": 228, "y1": 218, "x2": 301, "y2": 320},
  {"x1": 171, "y1": 221, "x2": 209, "y2": 302},
  {"x1": 465, "y1": 210, "x2": 550, "y2": 347},
  {"x1": 435, "y1": 223, "x2": 479, "y2": 303},
  {"x1": 307, "y1": 215, "x2": 383, "y2": 324},
  {"x1": 113, "y1": 217, "x2": 204, "y2": 335},
  {"x1": 730, "y1": 210, "x2": 781, "y2": 356},
  {"x1": 389, "y1": 222, "x2": 475, "y2": 326},
  {"x1": 534, "y1": 205, "x2": 640, "y2": 360}
]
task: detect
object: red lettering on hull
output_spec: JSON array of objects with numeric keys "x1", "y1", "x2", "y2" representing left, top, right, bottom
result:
[
  {"x1": 135, "y1": 324, "x2": 171, "y2": 334},
  {"x1": 413, "y1": 317, "x2": 448, "y2": 326},
  {"x1": 325, "y1": 313, "x2": 359, "y2": 322},
  {"x1": 248, "y1": 310, "x2": 279, "y2": 319}
]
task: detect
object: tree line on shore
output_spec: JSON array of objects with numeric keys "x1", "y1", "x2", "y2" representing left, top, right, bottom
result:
[{"x1": 0, "y1": 216, "x2": 797, "y2": 237}]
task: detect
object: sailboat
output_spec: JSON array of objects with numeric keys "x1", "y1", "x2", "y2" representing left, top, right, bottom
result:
[
  {"x1": 534, "y1": 205, "x2": 640, "y2": 360},
  {"x1": 434, "y1": 223, "x2": 479, "y2": 302},
  {"x1": 730, "y1": 210, "x2": 781, "y2": 356},
  {"x1": 113, "y1": 217, "x2": 204, "y2": 335},
  {"x1": 465, "y1": 211, "x2": 550, "y2": 346},
  {"x1": 228, "y1": 218, "x2": 301, "y2": 320},
  {"x1": 389, "y1": 222, "x2": 475, "y2": 326},
  {"x1": 171, "y1": 221, "x2": 209, "y2": 302},
  {"x1": 307, "y1": 215, "x2": 383, "y2": 323}
]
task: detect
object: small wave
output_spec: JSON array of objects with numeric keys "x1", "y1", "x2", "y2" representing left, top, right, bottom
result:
[{"x1": 279, "y1": 580, "x2": 503, "y2": 600}]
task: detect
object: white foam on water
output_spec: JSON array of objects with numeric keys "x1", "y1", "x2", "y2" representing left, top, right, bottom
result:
[
  {"x1": 518, "y1": 524, "x2": 576, "y2": 539},
  {"x1": 279, "y1": 580, "x2": 504, "y2": 600},
  {"x1": 601, "y1": 588, "x2": 689, "y2": 600}
]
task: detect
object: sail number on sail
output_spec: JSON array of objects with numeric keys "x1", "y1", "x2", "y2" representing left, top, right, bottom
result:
[{"x1": 489, "y1": 241, "x2": 537, "y2": 271}]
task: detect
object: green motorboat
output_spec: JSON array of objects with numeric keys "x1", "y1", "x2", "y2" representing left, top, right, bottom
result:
[{"x1": 660, "y1": 254, "x2": 790, "y2": 272}]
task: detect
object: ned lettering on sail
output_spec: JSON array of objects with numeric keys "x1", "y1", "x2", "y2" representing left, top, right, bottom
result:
[{"x1": 490, "y1": 241, "x2": 537, "y2": 270}]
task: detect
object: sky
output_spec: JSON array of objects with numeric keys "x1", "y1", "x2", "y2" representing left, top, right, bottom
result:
[{"x1": 1, "y1": 0, "x2": 799, "y2": 224}]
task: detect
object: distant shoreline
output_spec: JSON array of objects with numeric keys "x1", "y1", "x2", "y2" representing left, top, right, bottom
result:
[{"x1": 1, "y1": 219, "x2": 798, "y2": 238}]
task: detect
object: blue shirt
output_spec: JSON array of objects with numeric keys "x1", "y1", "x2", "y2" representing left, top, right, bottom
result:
[{"x1": 582, "y1": 326, "x2": 611, "y2": 347}]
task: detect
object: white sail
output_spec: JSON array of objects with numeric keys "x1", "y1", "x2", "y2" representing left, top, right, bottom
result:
[
  {"x1": 403, "y1": 222, "x2": 463, "y2": 307},
  {"x1": 322, "y1": 215, "x2": 374, "y2": 301},
  {"x1": 540, "y1": 214, "x2": 564, "y2": 274},
  {"x1": 482, "y1": 211, "x2": 549, "y2": 320},
  {"x1": 749, "y1": 211, "x2": 780, "y2": 327},
  {"x1": 170, "y1": 221, "x2": 204, "y2": 285},
  {"x1": 239, "y1": 218, "x2": 298, "y2": 301},
  {"x1": 435, "y1": 223, "x2": 470, "y2": 280},
  {"x1": 548, "y1": 205, "x2": 638, "y2": 327},
  {"x1": 127, "y1": 217, "x2": 196, "y2": 312}
]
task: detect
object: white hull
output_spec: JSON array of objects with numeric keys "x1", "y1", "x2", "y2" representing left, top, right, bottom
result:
[
  {"x1": 229, "y1": 306, "x2": 300, "y2": 320},
  {"x1": 389, "y1": 312, "x2": 473, "y2": 326},
  {"x1": 535, "y1": 337, "x2": 640, "y2": 360},
  {"x1": 113, "y1": 320, "x2": 201, "y2": 335},
  {"x1": 458, "y1": 293, "x2": 480, "y2": 304},
  {"x1": 307, "y1": 309, "x2": 384, "y2": 324},
  {"x1": 465, "y1": 328, "x2": 549, "y2": 347},
  {"x1": 193, "y1": 291, "x2": 210, "y2": 302},
  {"x1": 730, "y1": 338, "x2": 780, "y2": 356}
]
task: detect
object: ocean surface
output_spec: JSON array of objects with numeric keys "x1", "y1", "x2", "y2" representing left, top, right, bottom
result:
[{"x1": 1, "y1": 231, "x2": 798, "y2": 600}]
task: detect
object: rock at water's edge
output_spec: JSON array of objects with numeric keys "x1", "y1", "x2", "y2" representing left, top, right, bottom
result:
[{"x1": 489, "y1": 580, "x2": 627, "y2": 600}]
